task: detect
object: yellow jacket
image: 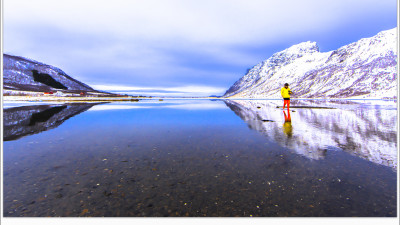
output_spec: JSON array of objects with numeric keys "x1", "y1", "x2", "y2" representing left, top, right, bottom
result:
[{"x1": 281, "y1": 87, "x2": 291, "y2": 98}]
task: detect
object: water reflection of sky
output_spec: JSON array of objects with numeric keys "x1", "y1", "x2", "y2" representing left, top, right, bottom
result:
[
  {"x1": 87, "y1": 100, "x2": 228, "y2": 111},
  {"x1": 2, "y1": 99, "x2": 397, "y2": 217}
]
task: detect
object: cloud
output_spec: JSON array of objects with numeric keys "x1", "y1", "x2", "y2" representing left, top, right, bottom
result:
[
  {"x1": 6, "y1": 0, "x2": 394, "y2": 43},
  {"x1": 3, "y1": 0, "x2": 396, "y2": 92}
]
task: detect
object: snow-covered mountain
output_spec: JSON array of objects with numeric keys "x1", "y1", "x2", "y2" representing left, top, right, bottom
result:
[
  {"x1": 224, "y1": 28, "x2": 397, "y2": 99},
  {"x1": 224, "y1": 99, "x2": 397, "y2": 170},
  {"x1": 3, "y1": 54, "x2": 95, "y2": 93}
]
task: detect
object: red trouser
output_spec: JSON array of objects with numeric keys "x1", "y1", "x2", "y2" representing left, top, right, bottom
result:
[{"x1": 283, "y1": 99, "x2": 290, "y2": 109}]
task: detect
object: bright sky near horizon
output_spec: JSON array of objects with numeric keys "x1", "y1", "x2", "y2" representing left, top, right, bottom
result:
[{"x1": 2, "y1": 0, "x2": 397, "y2": 97}]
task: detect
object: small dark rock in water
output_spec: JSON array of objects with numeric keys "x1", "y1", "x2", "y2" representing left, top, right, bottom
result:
[
  {"x1": 103, "y1": 191, "x2": 112, "y2": 197},
  {"x1": 52, "y1": 165, "x2": 64, "y2": 170},
  {"x1": 262, "y1": 120, "x2": 274, "y2": 122},
  {"x1": 55, "y1": 194, "x2": 63, "y2": 199}
]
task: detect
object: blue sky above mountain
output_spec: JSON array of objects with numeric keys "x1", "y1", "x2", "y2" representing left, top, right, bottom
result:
[{"x1": 3, "y1": 0, "x2": 397, "y2": 96}]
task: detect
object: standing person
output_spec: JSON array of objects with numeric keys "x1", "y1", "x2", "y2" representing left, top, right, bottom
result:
[{"x1": 281, "y1": 83, "x2": 292, "y2": 110}]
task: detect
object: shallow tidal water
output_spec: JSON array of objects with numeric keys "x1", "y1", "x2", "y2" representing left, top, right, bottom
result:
[{"x1": 2, "y1": 99, "x2": 398, "y2": 217}]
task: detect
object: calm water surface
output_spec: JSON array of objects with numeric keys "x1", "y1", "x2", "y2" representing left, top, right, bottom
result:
[{"x1": 2, "y1": 99, "x2": 397, "y2": 217}]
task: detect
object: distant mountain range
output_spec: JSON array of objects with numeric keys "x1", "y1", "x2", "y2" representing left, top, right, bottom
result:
[
  {"x1": 223, "y1": 28, "x2": 397, "y2": 99},
  {"x1": 3, "y1": 54, "x2": 97, "y2": 93}
]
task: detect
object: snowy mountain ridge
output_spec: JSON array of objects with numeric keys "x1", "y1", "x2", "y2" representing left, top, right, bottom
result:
[
  {"x1": 3, "y1": 53, "x2": 95, "y2": 93},
  {"x1": 224, "y1": 28, "x2": 397, "y2": 99}
]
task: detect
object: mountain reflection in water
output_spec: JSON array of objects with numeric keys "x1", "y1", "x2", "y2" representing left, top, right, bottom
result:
[
  {"x1": 224, "y1": 99, "x2": 397, "y2": 170},
  {"x1": 3, "y1": 103, "x2": 101, "y2": 141}
]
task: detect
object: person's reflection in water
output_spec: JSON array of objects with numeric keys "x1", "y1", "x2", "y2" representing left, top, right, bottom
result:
[{"x1": 283, "y1": 110, "x2": 293, "y2": 137}]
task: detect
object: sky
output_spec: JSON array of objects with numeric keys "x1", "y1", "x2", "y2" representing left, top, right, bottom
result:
[{"x1": 2, "y1": 0, "x2": 398, "y2": 97}]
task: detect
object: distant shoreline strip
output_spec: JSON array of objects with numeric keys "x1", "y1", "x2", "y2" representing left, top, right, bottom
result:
[{"x1": 276, "y1": 106, "x2": 336, "y2": 109}]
